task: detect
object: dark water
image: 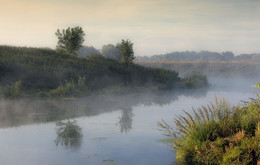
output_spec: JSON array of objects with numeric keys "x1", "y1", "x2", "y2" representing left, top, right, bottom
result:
[{"x1": 0, "y1": 78, "x2": 258, "y2": 165}]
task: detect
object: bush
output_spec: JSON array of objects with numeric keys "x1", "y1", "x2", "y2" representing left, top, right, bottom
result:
[
  {"x1": 181, "y1": 71, "x2": 208, "y2": 89},
  {"x1": 49, "y1": 76, "x2": 88, "y2": 97},
  {"x1": 2, "y1": 80, "x2": 22, "y2": 98}
]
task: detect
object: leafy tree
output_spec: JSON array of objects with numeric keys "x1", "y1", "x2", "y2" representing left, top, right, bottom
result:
[
  {"x1": 77, "y1": 46, "x2": 100, "y2": 57},
  {"x1": 55, "y1": 26, "x2": 85, "y2": 54},
  {"x1": 120, "y1": 39, "x2": 135, "y2": 64},
  {"x1": 101, "y1": 44, "x2": 122, "y2": 60}
]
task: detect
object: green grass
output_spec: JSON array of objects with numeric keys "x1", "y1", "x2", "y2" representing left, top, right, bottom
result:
[
  {"x1": 2, "y1": 80, "x2": 22, "y2": 98},
  {"x1": 158, "y1": 83, "x2": 260, "y2": 164},
  {"x1": 0, "y1": 45, "x2": 208, "y2": 98},
  {"x1": 49, "y1": 76, "x2": 88, "y2": 97}
]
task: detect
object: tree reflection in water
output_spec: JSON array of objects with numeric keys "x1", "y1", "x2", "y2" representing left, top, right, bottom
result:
[
  {"x1": 55, "y1": 120, "x2": 82, "y2": 150},
  {"x1": 118, "y1": 107, "x2": 134, "y2": 133}
]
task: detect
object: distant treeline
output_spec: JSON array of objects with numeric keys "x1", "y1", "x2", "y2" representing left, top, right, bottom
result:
[
  {"x1": 137, "y1": 60, "x2": 260, "y2": 78},
  {"x1": 134, "y1": 51, "x2": 260, "y2": 78},
  {"x1": 0, "y1": 45, "x2": 207, "y2": 98},
  {"x1": 136, "y1": 51, "x2": 260, "y2": 61},
  {"x1": 77, "y1": 46, "x2": 260, "y2": 62}
]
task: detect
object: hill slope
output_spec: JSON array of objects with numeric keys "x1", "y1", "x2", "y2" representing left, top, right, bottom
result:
[{"x1": 0, "y1": 46, "x2": 206, "y2": 97}]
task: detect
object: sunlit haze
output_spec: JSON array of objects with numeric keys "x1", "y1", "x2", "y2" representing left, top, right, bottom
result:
[{"x1": 1, "y1": 0, "x2": 260, "y2": 56}]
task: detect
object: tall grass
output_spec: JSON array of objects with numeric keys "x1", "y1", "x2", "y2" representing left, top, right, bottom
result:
[
  {"x1": 2, "y1": 80, "x2": 22, "y2": 98},
  {"x1": 0, "y1": 45, "x2": 188, "y2": 97},
  {"x1": 158, "y1": 83, "x2": 260, "y2": 164},
  {"x1": 49, "y1": 76, "x2": 88, "y2": 97}
]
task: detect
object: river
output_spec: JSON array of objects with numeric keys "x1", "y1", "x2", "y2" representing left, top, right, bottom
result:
[{"x1": 0, "y1": 78, "x2": 258, "y2": 165}]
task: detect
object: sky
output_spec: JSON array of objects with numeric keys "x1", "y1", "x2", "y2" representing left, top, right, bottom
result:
[{"x1": 0, "y1": 0, "x2": 260, "y2": 56}]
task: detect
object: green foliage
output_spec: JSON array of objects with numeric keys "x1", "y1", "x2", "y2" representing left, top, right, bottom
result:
[
  {"x1": 158, "y1": 85, "x2": 260, "y2": 164},
  {"x1": 49, "y1": 76, "x2": 88, "y2": 97},
  {"x1": 101, "y1": 44, "x2": 122, "y2": 60},
  {"x1": 0, "y1": 45, "x2": 207, "y2": 97},
  {"x1": 182, "y1": 71, "x2": 208, "y2": 89},
  {"x1": 151, "y1": 68, "x2": 180, "y2": 89},
  {"x1": 77, "y1": 46, "x2": 101, "y2": 57},
  {"x1": 55, "y1": 26, "x2": 85, "y2": 54},
  {"x1": 3, "y1": 80, "x2": 22, "y2": 98},
  {"x1": 120, "y1": 39, "x2": 135, "y2": 64}
]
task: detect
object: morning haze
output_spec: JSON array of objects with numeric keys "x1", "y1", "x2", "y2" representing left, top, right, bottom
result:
[
  {"x1": 0, "y1": 0, "x2": 260, "y2": 164},
  {"x1": 0, "y1": 0, "x2": 260, "y2": 56}
]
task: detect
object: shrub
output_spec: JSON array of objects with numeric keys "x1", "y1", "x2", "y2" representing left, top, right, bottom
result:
[
  {"x1": 49, "y1": 76, "x2": 88, "y2": 97},
  {"x1": 2, "y1": 80, "x2": 22, "y2": 98},
  {"x1": 181, "y1": 71, "x2": 208, "y2": 89}
]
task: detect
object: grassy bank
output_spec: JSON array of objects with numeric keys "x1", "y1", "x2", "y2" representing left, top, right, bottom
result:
[
  {"x1": 0, "y1": 45, "x2": 207, "y2": 98},
  {"x1": 158, "y1": 83, "x2": 260, "y2": 164}
]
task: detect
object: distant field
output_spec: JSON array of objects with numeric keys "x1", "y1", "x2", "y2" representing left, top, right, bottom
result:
[{"x1": 136, "y1": 60, "x2": 260, "y2": 77}]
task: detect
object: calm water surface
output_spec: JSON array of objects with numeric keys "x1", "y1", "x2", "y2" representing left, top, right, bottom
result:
[{"x1": 0, "y1": 78, "x2": 258, "y2": 165}]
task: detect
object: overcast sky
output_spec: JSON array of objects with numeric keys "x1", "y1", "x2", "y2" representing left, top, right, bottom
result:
[{"x1": 1, "y1": 0, "x2": 260, "y2": 56}]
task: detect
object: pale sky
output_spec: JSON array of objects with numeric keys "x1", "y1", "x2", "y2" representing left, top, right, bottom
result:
[{"x1": 0, "y1": 0, "x2": 260, "y2": 56}]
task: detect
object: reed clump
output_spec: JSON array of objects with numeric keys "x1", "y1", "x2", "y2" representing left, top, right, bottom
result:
[
  {"x1": 158, "y1": 83, "x2": 260, "y2": 164},
  {"x1": 49, "y1": 76, "x2": 88, "y2": 97},
  {"x1": 2, "y1": 80, "x2": 22, "y2": 98}
]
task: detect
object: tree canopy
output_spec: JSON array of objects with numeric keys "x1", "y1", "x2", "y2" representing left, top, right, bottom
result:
[
  {"x1": 101, "y1": 44, "x2": 122, "y2": 60},
  {"x1": 55, "y1": 26, "x2": 85, "y2": 54},
  {"x1": 120, "y1": 39, "x2": 135, "y2": 64}
]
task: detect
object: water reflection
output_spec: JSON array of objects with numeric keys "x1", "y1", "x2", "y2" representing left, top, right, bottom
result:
[
  {"x1": 118, "y1": 107, "x2": 134, "y2": 133},
  {"x1": 0, "y1": 89, "x2": 208, "y2": 129},
  {"x1": 55, "y1": 120, "x2": 82, "y2": 150}
]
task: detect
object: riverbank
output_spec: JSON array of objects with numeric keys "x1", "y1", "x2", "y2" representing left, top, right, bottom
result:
[{"x1": 0, "y1": 45, "x2": 208, "y2": 98}]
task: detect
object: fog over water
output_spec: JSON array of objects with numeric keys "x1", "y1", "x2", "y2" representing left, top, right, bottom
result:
[{"x1": 0, "y1": 77, "x2": 258, "y2": 165}]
